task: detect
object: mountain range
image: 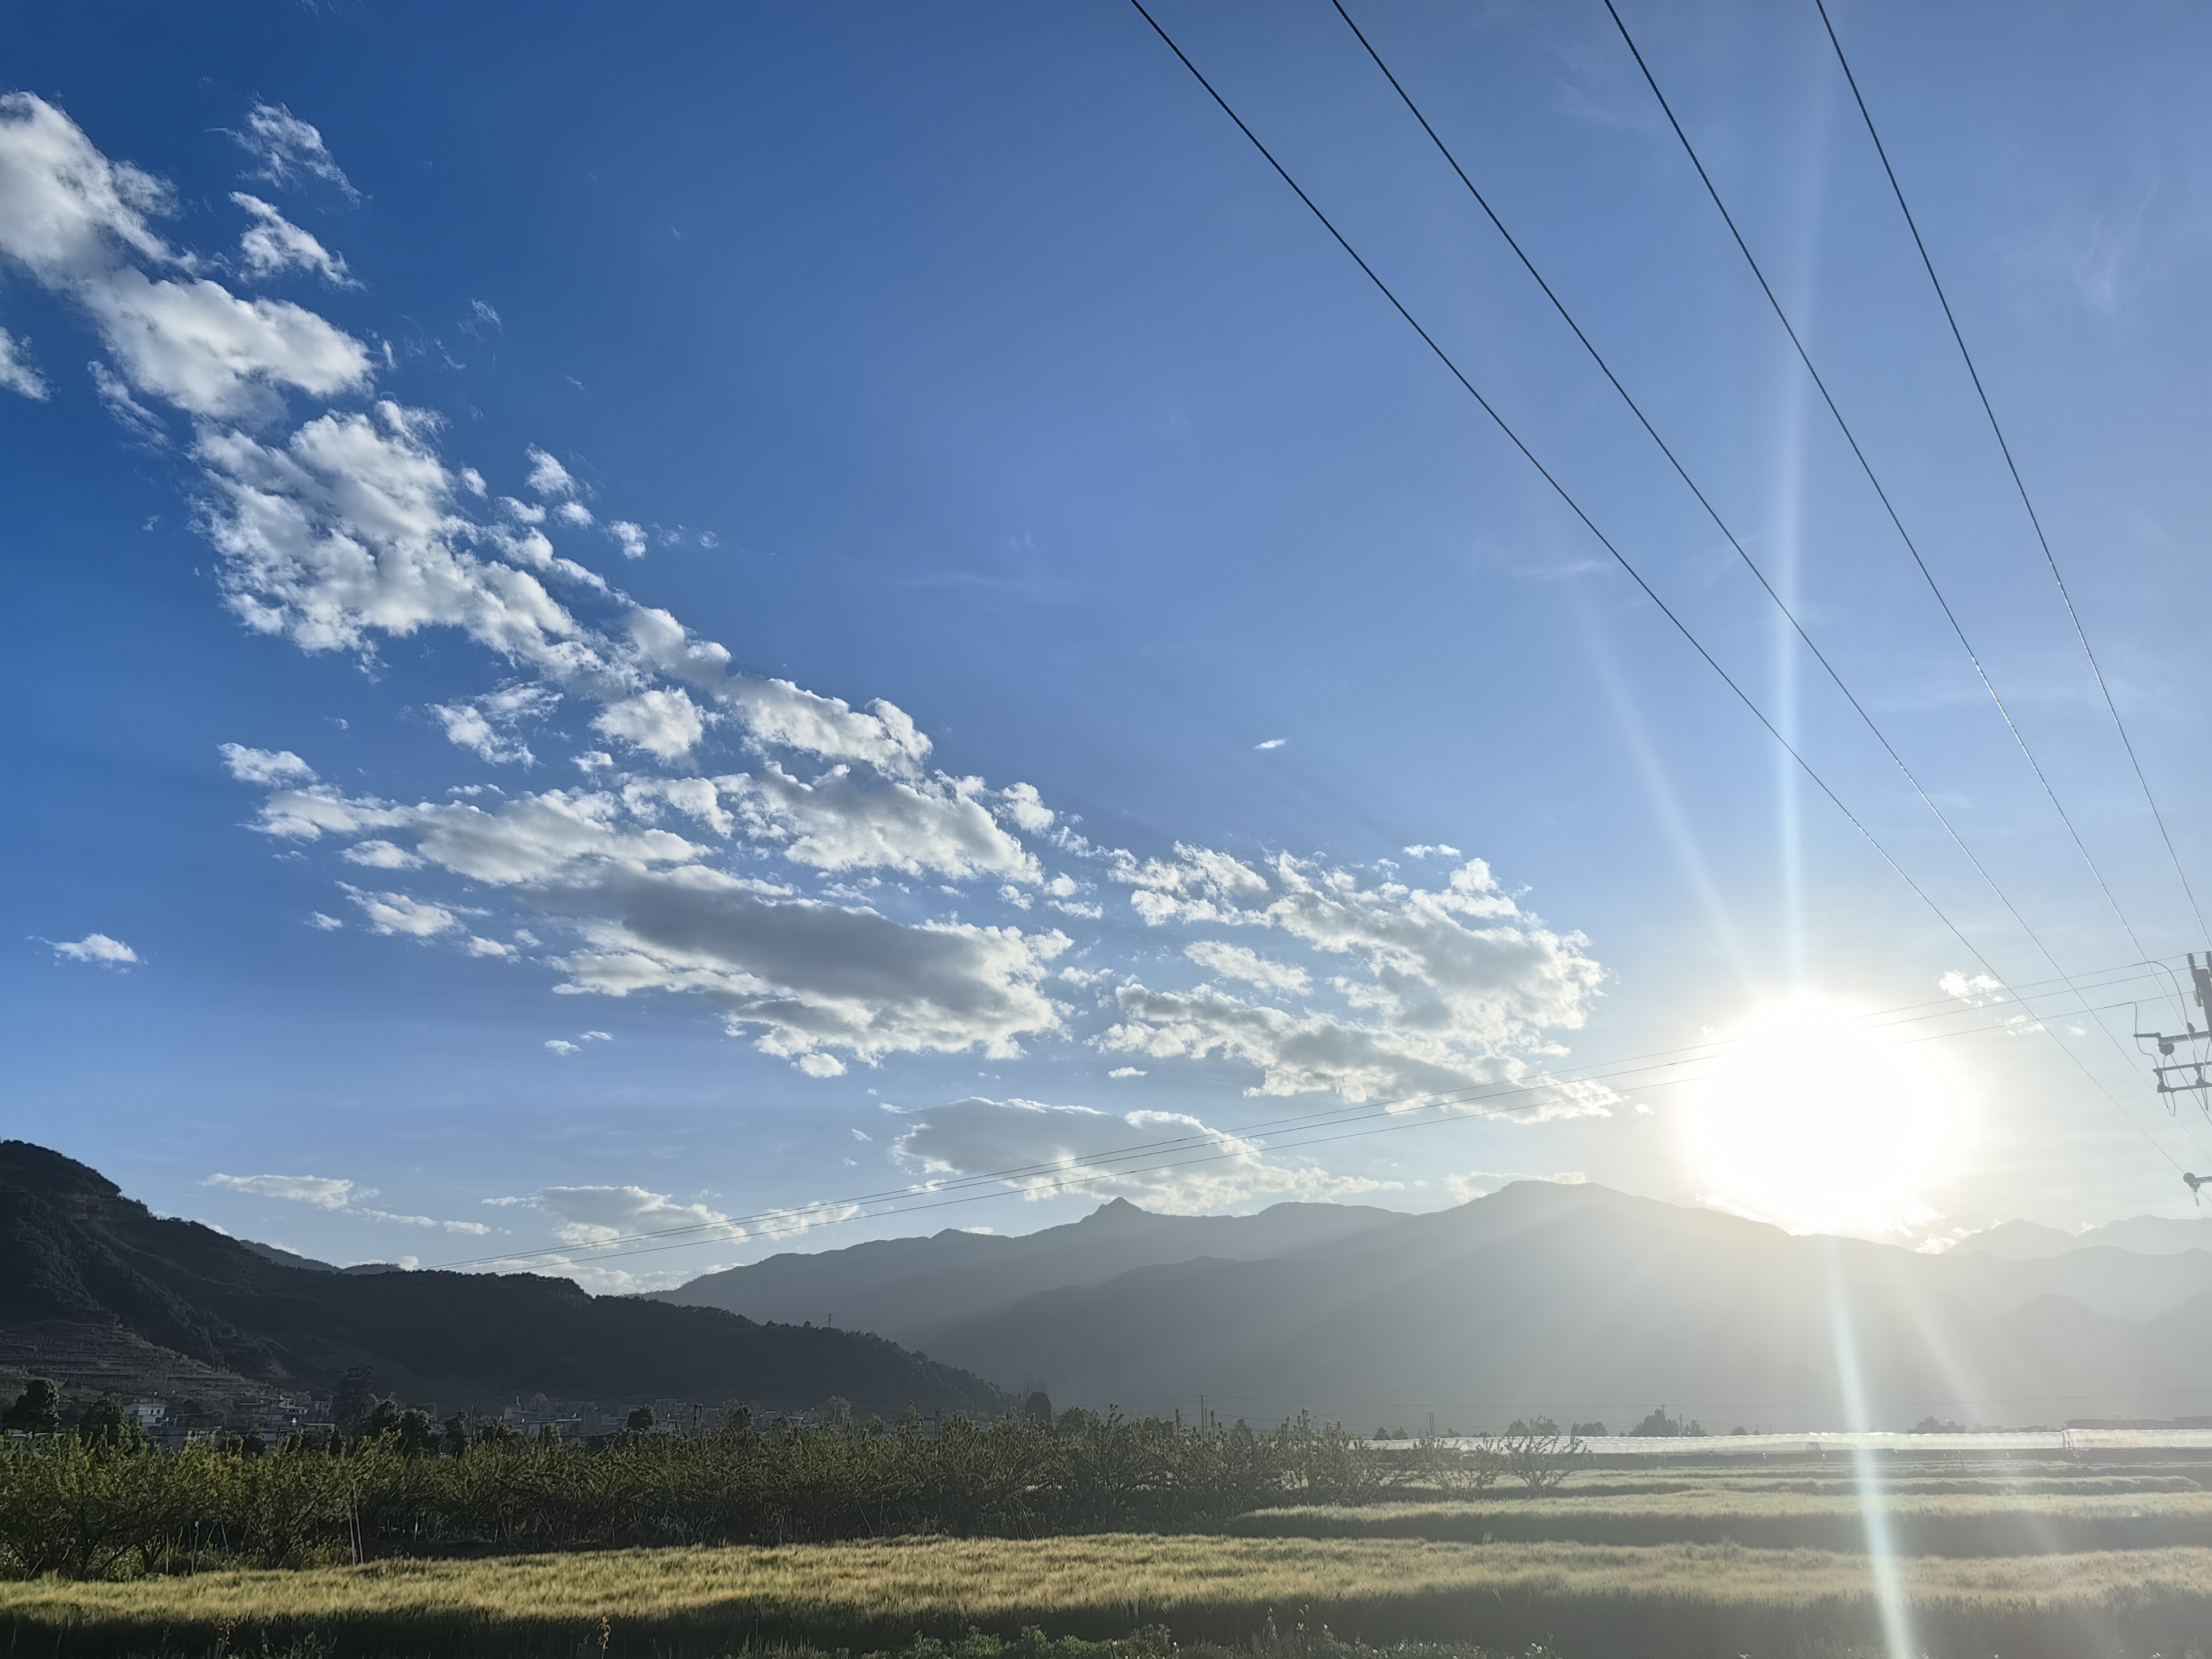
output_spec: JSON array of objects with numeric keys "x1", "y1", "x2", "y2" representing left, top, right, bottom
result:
[
  {"x1": 1950, "y1": 1214, "x2": 2212, "y2": 1259},
  {"x1": 662, "y1": 1185, "x2": 2212, "y2": 1430},
  {"x1": 23, "y1": 1129, "x2": 2212, "y2": 1434},
  {"x1": 0, "y1": 1140, "x2": 1004, "y2": 1418}
]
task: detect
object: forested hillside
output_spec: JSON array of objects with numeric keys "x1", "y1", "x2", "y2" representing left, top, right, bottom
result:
[{"x1": 0, "y1": 1141, "x2": 1003, "y2": 1417}]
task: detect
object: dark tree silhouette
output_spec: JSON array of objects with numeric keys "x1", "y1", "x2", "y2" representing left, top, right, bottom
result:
[{"x1": 2, "y1": 1378, "x2": 60, "y2": 1433}]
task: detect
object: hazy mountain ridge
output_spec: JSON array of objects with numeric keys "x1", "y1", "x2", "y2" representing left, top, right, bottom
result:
[
  {"x1": 0, "y1": 1141, "x2": 1004, "y2": 1416},
  {"x1": 655, "y1": 1195, "x2": 1406, "y2": 1344},
  {"x1": 666, "y1": 1182, "x2": 2212, "y2": 1426},
  {"x1": 1951, "y1": 1214, "x2": 2212, "y2": 1259}
]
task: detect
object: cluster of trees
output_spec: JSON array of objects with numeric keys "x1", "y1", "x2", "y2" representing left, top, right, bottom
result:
[
  {"x1": 0, "y1": 1401, "x2": 1388, "y2": 1579},
  {"x1": 1625, "y1": 1406, "x2": 1708, "y2": 1438}
]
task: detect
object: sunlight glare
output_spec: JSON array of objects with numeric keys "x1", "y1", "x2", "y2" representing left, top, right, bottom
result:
[{"x1": 1678, "y1": 994, "x2": 1974, "y2": 1238}]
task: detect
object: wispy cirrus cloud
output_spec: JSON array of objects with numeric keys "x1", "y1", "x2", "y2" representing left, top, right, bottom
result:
[
  {"x1": 204, "y1": 1171, "x2": 491, "y2": 1235},
  {"x1": 229, "y1": 101, "x2": 357, "y2": 201},
  {"x1": 0, "y1": 325, "x2": 47, "y2": 398}
]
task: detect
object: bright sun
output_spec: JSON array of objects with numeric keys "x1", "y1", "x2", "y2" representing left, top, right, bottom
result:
[{"x1": 1676, "y1": 994, "x2": 1975, "y2": 1238}]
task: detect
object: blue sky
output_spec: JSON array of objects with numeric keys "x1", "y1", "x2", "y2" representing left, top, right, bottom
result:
[{"x1": 6, "y1": 1, "x2": 2212, "y2": 1287}]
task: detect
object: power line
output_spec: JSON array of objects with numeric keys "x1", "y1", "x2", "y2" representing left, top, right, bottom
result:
[
  {"x1": 429, "y1": 19, "x2": 2209, "y2": 1285},
  {"x1": 443, "y1": 992, "x2": 2137, "y2": 1275},
  {"x1": 1599, "y1": 0, "x2": 2179, "y2": 1008},
  {"x1": 1119, "y1": 0, "x2": 2192, "y2": 1172},
  {"x1": 432, "y1": 962, "x2": 2179, "y2": 1271},
  {"x1": 1809, "y1": 0, "x2": 2210, "y2": 948},
  {"x1": 1321, "y1": 0, "x2": 2208, "y2": 1165}
]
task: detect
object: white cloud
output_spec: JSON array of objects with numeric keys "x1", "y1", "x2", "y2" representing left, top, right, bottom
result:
[
  {"x1": 308, "y1": 911, "x2": 342, "y2": 929},
  {"x1": 232, "y1": 193, "x2": 353, "y2": 285},
  {"x1": 556, "y1": 501, "x2": 593, "y2": 527},
  {"x1": 49, "y1": 932, "x2": 138, "y2": 966},
  {"x1": 1403, "y1": 844, "x2": 1462, "y2": 859},
  {"x1": 0, "y1": 92, "x2": 174, "y2": 275},
  {"x1": 508, "y1": 1185, "x2": 860, "y2": 1290},
  {"x1": 231, "y1": 101, "x2": 357, "y2": 200},
  {"x1": 722, "y1": 677, "x2": 931, "y2": 776},
  {"x1": 1941, "y1": 971, "x2": 2006, "y2": 1008},
  {"x1": 554, "y1": 866, "x2": 1071, "y2": 1068},
  {"x1": 0, "y1": 101, "x2": 358, "y2": 418},
  {"x1": 255, "y1": 783, "x2": 702, "y2": 883},
  {"x1": 1100, "y1": 982, "x2": 1491, "y2": 1102},
  {"x1": 1255, "y1": 738, "x2": 1286, "y2": 750},
  {"x1": 341, "y1": 838, "x2": 421, "y2": 870},
  {"x1": 622, "y1": 606, "x2": 732, "y2": 688},
  {"x1": 1108, "y1": 1066, "x2": 1146, "y2": 1078},
  {"x1": 341, "y1": 884, "x2": 457, "y2": 937},
  {"x1": 4, "y1": 101, "x2": 1614, "y2": 1100},
  {"x1": 204, "y1": 1167, "x2": 490, "y2": 1235},
  {"x1": 545, "y1": 1039, "x2": 578, "y2": 1056},
  {"x1": 1117, "y1": 849, "x2": 1600, "y2": 1058},
  {"x1": 431, "y1": 683, "x2": 559, "y2": 764},
  {"x1": 465, "y1": 935, "x2": 513, "y2": 957},
  {"x1": 0, "y1": 326, "x2": 47, "y2": 397},
  {"x1": 237, "y1": 770, "x2": 1073, "y2": 1072},
  {"x1": 88, "y1": 359, "x2": 163, "y2": 439},
  {"x1": 192, "y1": 405, "x2": 586, "y2": 661},
  {"x1": 219, "y1": 743, "x2": 316, "y2": 785},
  {"x1": 206, "y1": 1172, "x2": 356, "y2": 1208},
  {"x1": 722, "y1": 765, "x2": 1039, "y2": 881},
  {"x1": 623, "y1": 775, "x2": 734, "y2": 837},
  {"x1": 998, "y1": 782, "x2": 1053, "y2": 833},
  {"x1": 889, "y1": 1095, "x2": 1391, "y2": 1212},
  {"x1": 1099, "y1": 981, "x2": 1613, "y2": 1114},
  {"x1": 593, "y1": 687, "x2": 706, "y2": 760},
  {"x1": 530, "y1": 1183, "x2": 738, "y2": 1248},
  {"x1": 524, "y1": 445, "x2": 576, "y2": 497},
  {"x1": 85, "y1": 267, "x2": 371, "y2": 420},
  {"x1": 1186, "y1": 939, "x2": 1310, "y2": 995}
]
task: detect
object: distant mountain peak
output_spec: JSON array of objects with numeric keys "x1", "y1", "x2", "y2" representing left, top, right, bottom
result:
[{"x1": 1081, "y1": 1197, "x2": 1150, "y2": 1223}]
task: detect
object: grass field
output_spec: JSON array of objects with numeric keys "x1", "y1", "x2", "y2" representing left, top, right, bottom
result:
[
  {"x1": 10, "y1": 1455, "x2": 2212, "y2": 1657},
  {"x1": 1233, "y1": 1481, "x2": 2212, "y2": 1554},
  {"x1": 8, "y1": 1532, "x2": 2212, "y2": 1657}
]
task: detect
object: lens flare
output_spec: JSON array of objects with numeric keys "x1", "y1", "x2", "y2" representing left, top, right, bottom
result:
[{"x1": 1678, "y1": 994, "x2": 1973, "y2": 1237}]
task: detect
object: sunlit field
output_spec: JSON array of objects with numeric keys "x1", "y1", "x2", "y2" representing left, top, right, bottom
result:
[{"x1": 11, "y1": 1455, "x2": 2212, "y2": 1658}]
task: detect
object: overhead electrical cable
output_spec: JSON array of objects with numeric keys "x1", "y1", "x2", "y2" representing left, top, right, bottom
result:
[
  {"x1": 447, "y1": 9, "x2": 2203, "y2": 1280},
  {"x1": 1322, "y1": 0, "x2": 2211, "y2": 1158},
  {"x1": 1599, "y1": 0, "x2": 2183, "y2": 1024},
  {"x1": 440, "y1": 993, "x2": 2135, "y2": 1274},
  {"x1": 1811, "y1": 0, "x2": 2209, "y2": 948},
  {"x1": 1119, "y1": 0, "x2": 2191, "y2": 1171},
  {"x1": 433, "y1": 959, "x2": 2181, "y2": 1272}
]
